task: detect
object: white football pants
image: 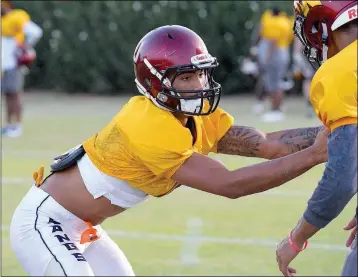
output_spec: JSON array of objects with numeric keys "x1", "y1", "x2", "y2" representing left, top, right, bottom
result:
[{"x1": 10, "y1": 186, "x2": 135, "y2": 276}]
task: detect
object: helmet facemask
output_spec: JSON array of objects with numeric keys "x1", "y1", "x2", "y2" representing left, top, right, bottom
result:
[
  {"x1": 141, "y1": 54, "x2": 222, "y2": 116},
  {"x1": 160, "y1": 65, "x2": 221, "y2": 116},
  {"x1": 293, "y1": 15, "x2": 328, "y2": 70},
  {"x1": 294, "y1": 3, "x2": 330, "y2": 70}
]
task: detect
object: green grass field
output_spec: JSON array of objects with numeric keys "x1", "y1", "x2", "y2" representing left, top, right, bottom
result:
[{"x1": 2, "y1": 92, "x2": 356, "y2": 276}]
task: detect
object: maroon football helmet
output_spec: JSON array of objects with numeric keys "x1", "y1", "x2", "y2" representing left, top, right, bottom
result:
[
  {"x1": 293, "y1": 0, "x2": 357, "y2": 69},
  {"x1": 17, "y1": 46, "x2": 37, "y2": 67},
  {"x1": 133, "y1": 25, "x2": 221, "y2": 116}
]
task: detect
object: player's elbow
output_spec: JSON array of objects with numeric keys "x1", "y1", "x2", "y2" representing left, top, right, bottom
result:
[
  {"x1": 221, "y1": 190, "x2": 239, "y2": 199},
  {"x1": 32, "y1": 27, "x2": 43, "y2": 41},
  {"x1": 224, "y1": 190, "x2": 248, "y2": 199},
  {"x1": 218, "y1": 183, "x2": 246, "y2": 199},
  {"x1": 24, "y1": 21, "x2": 43, "y2": 44},
  {"x1": 215, "y1": 172, "x2": 255, "y2": 199},
  {"x1": 224, "y1": 192, "x2": 242, "y2": 199},
  {"x1": 37, "y1": 27, "x2": 43, "y2": 38}
]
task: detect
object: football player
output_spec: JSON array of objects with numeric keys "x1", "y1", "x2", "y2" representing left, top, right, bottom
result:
[
  {"x1": 252, "y1": 7, "x2": 294, "y2": 122},
  {"x1": 10, "y1": 25, "x2": 329, "y2": 276},
  {"x1": 1, "y1": 0, "x2": 43, "y2": 137},
  {"x1": 260, "y1": 11, "x2": 294, "y2": 122},
  {"x1": 252, "y1": 7, "x2": 280, "y2": 115},
  {"x1": 276, "y1": 1, "x2": 357, "y2": 276}
]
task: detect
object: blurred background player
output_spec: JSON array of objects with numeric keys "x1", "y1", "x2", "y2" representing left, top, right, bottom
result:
[
  {"x1": 1, "y1": 0, "x2": 43, "y2": 138},
  {"x1": 251, "y1": 7, "x2": 275, "y2": 115},
  {"x1": 292, "y1": 36, "x2": 316, "y2": 118},
  {"x1": 251, "y1": 7, "x2": 294, "y2": 122}
]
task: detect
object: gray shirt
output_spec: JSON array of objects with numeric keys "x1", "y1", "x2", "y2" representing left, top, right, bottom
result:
[{"x1": 303, "y1": 124, "x2": 357, "y2": 228}]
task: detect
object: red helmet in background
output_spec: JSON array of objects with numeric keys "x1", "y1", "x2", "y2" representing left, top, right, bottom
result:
[
  {"x1": 133, "y1": 25, "x2": 221, "y2": 116},
  {"x1": 293, "y1": 0, "x2": 357, "y2": 69},
  {"x1": 17, "y1": 46, "x2": 37, "y2": 67},
  {"x1": 1, "y1": 0, "x2": 12, "y2": 16},
  {"x1": 1, "y1": 0, "x2": 12, "y2": 9}
]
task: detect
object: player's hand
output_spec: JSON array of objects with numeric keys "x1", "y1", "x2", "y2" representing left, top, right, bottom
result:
[
  {"x1": 310, "y1": 126, "x2": 330, "y2": 164},
  {"x1": 344, "y1": 215, "x2": 357, "y2": 248},
  {"x1": 276, "y1": 236, "x2": 298, "y2": 277}
]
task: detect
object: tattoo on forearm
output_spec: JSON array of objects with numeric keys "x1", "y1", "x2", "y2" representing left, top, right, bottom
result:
[
  {"x1": 275, "y1": 127, "x2": 321, "y2": 154},
  {"x1": 217, "y1": 126, "x2": 264, "y2": 157},
  {"x1": 217, "y1": 125, "x2": 322, "y2": 159}
]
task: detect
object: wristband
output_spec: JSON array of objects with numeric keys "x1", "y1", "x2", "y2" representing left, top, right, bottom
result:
[{"x1": 288, "y1": 231, "x2": 308, "y2": 252}]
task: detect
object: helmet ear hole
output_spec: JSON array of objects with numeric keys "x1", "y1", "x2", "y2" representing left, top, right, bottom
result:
[
  {"x1": 144, "y1": 78, "x2": 152, "y2": 88},
  {"x1": 309, "y1": 22, "x2": 323, "y2": 49},
  {"x1": 312, "y1": 21, "x2": 320, "y2": 33}
]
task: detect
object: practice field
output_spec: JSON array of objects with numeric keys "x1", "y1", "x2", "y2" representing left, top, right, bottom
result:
[{"x1": 2, "y1": 92, "x2": 356, "y2": 276}]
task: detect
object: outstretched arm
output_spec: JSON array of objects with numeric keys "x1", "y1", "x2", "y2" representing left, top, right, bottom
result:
[
  {"x1": 217, "y1": 125, "x2": 321, "y2": 159},
  {"x1": 290, "y1": 125, "x2": 357, "y2": 247},
  {"x1": 275, "y1": 124, "x2": 356, "y2": 277},
  {"x1": 173, "y1": 127, "x2": 329, "y2": 199}
]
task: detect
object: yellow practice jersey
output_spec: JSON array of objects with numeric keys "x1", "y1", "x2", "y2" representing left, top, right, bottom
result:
[
  {"x1": 1, "y1": 9, "x2": 30, "y2": 45},
  {"x1": 276, "y1": 15, "x2": 294, "y2": 49},
  {"x1": 260, "y1": 10, "x2": 275, "y2": 40},
  {"x1": 310, "y1": 40, "x2": 357, "y2": 131},
  {"x1": 83, "y1": 96, "x2": 234, "y2": 197},
  {"x1": 260, "y1": 11, "x2": 293, "y2": 48}
]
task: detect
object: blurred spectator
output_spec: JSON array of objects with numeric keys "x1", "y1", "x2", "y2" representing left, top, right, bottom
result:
[
  {"x1": 1, "y1": 0, "x2": 43, "y2": 137},
  {"x1": 251, "y1": 7, "x2": 294, "y2": 122}
]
